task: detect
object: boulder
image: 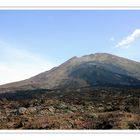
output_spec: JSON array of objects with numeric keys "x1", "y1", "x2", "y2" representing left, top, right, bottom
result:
[{"x1": 18, "y1": 107, "x2": 27, "y2": 115}]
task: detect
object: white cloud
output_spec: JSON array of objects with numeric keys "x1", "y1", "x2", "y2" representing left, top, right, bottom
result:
[
  {"x1": 116, "y1": 29, "x2": 140, "y2": 48},
  {"x1": 0, "y1": 40, "x2": 55, "y2": 85}
]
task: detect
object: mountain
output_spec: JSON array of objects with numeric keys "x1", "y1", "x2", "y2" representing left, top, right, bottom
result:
[
  {"x1": 1, "y1": 53, "x2": 140, "y2": 93},
  {"x1": 0, "y1": 53, "x2": 140, "y2": 129}
]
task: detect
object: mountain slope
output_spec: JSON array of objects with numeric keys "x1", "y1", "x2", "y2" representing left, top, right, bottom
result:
[{"x1": 1, "y1": 53, "x2": 140, "y2": 92}]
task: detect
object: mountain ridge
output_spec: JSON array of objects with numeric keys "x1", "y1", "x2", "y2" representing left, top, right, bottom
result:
[{"x1": 1, "y1": 53, "x2": 140, "y2": 93}]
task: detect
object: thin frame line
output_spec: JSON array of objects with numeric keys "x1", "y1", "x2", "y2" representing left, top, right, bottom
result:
[
  {"x1": 0, "y1": 132, "x2": 140, "y2": 134},
  {"x1": 0, "y1": 6, "x2": 140, "y2": 9}
]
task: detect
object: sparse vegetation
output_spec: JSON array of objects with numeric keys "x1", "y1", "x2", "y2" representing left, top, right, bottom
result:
[{"x1": 0, "y1": 86, "x2": 139, "y2": 129}]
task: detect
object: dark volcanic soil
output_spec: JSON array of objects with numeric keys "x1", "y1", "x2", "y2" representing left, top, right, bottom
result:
[{"x1": 0, "y1": 86, "x2": 139, "y2": 129}]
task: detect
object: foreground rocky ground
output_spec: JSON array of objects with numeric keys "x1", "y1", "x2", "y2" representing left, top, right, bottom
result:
[{"x1": 0, "y1": 87, "x2": 139, "y2": 129}]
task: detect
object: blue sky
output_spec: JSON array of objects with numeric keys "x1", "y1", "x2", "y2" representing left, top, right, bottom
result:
[{"x1": 0, "y1": 10, "x2": 140, "y2": 84}]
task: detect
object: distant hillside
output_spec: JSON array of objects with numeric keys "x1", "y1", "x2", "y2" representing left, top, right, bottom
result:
[{"x1": 1, "y1": 53, "x2": 140, "y2": 93}]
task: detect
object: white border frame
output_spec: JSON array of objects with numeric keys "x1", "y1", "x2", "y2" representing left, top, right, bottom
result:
[{"x1": 0, "y1": 1, "x2": 140, "y2": 139}]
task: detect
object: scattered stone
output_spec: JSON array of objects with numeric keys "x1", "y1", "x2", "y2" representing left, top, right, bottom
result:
[
  {"x1": 57, "y1": 103, "x2": 67, "y2": 109},
  {"x1": 40, "y1": 109, "x2": 49, "y2": 115},
  {"x1": 59, "y1": 95, "x2": 63, "y2": 98},
  {"x1": 11, "y1": 109, "x2": 18, "y2": 113},
  {"x1": 7, "y1": 122, "x2": 15, "y2": 128},
  {"x1": 98, "y1": 107, "x2": 104, "y2": 112},
  {"x1": 76, "y1": 89, "x2": 81, "y2": 92},
  {"x1": 105, "y1": 106, "x2": 113, "y2": 111},
  {"x1": 87, "y1": 113, "x2": 98, "y2": 118},
  {"x1": 87, "y1": 106, "x2": 94, "y2": 110},
  {"x1": 5, "y1": 110, "x2": 10, "y2": 116},
  {"x1": 67, "y1": 110, "x2": 74, "y2": 114},
  {"x1": 28, "y1": 107, "x2": 37, "y2": 114},
  {"x1": 62, "y1": 108, "x2": 69, "y2": 113},
  {"x1": 107, "y1": 102, "x2": 112, "y2": 106},
  {"x1": 60, "y1": 120, "x2": 73, "y2": 129},
  {"x1": 7, "y1": 109, "x2": 18, "y2": 116},
  {"x1": 18, "y1": 107, "x2": 27, "y2": 115},
  {"x1": 69, "y1": 106, "x2": 77, "y2": 112},
  {"x1": 48, "y1": 106, "x2": 55, "y2": 113},
  {"x1": 0, "y1": 116, "x2": 7, "y2": 122},
  {"x1": 77, "y1": 116, "x2": 83, "y2": 120},
  {"x1": 99, "y1": 103, "x2": 103, "y2": 107}
]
